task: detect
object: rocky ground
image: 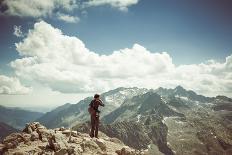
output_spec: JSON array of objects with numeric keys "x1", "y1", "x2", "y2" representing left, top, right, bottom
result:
[{"x1": 0, "y1": 122, "x2": 149, "y2": 155}]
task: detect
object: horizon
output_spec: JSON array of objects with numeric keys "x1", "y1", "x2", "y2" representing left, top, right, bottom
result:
[
  {"x1": 0, "y1": 0, "x2": 232, "y2": 108},
  {"x1": 0, "y1": 85, "x2": 230, "y2": 112}
]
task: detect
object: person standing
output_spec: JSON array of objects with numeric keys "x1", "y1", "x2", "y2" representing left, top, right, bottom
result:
[{"x1": 88, "y1": 94, "x2": 105, "y2": 138}]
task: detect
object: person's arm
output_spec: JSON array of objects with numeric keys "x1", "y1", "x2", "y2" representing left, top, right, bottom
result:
[{"x1": 98, "y1": 99, "x2": 105, "y2": 107}]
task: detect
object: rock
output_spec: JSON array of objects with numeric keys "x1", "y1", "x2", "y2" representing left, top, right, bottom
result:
[
  {"x1": 94, "y1": 139, "x2": 107, "y2": 151},
  {"x1": 62, "y1": 129, "x2": 71, "y2": 134},
  {"x1": 23, "y1": 123, "x2": 33, "y2": 134},
  {"x1": 59, "y1": 127, "x2": 65, "y2": 131},
  {"x1": 53, "y1": 143, "x2": 61, "y2": 152},
  {"x1": 67, "y1": 146, "x2": 75, "y2": 154},
  {"x1": 109, "y1": 138, "x2": 123, "y2": 144},
  {"x1": 13, "y1": 151, "x2": 24, "y2": 155},
  {"x1": 5, "y1": 142, "x2": 17, "y2": 149},
  {"x1": 23, "y1": 122, "x2": 47, "y2": 135},
  {"x1": 3, "y1": 133, "x2": 23, "y2": 144},
  {"x1": 0, "y1": 144, "x2": 6, "y2": 154},
  {"x1": 54, "y1": 148, "x2": 67, "y2": 155},
  {"x1": 47, "y1": 134, "x2": 60, "y2": 151},
  {"x1": 71, "y1": 131, "x2": 78, "y2": 137},
  {"x1": 1, "y1": 122, "x2": 145, "y2": 155},
  {"x1": 81, "y1": 139, "x2": 100, "y2": 152},
  {"x1": 21, "y1": 133, "x2": 31, "y2": 143},
  {"x1": 116, "y1": 147, "x2": 134, "y2": 155},
  {"x1": 30, "y1": 131, "x2": 39, "y2": 141}
]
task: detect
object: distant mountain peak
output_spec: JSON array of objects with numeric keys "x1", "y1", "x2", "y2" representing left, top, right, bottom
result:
[{"x1": 174, "y1": 85, "x2": 186, "y2": 91}]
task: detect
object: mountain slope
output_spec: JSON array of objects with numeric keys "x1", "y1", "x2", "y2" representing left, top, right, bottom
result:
[
  {"x1": 37, "y1": 87, "x2": 148, "y2": 128},
  {"x1": 0, "y1": 105, "x2": 44, "y2": 129},
  {"x1": 155, "y1": 85, "x2": 214, "y2": 103},
  {"x1": 97, "y1": 87, "x2": 232, "y2": 155},
  {"x1": 102, "y1": 91, "x2": 184, "y2": 124},
  {"x1": 0, "y1": 122, "x2": 19, "y2": 142}
]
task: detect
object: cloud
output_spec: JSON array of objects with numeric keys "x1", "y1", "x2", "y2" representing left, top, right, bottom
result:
[
  {"x1": 10, "y1": 21, "x2": 232, "y2": 97},
  {"x1": 13, "y1": 25, "x2": 24, "y2": 37},
  {"x1": 57, "y1": 13, "x2": 80, "y2": 23},
  {"x1": 0, "y1": 75, "x2": 31, "y2": 95},
  {"x1": 84, "y1": 0, "x2": 139, "y2": 11},
  {"x1": 1, "y1": 0, "x2": 139, "y2": 22},
  {"x1": 1, "y1": 0, "x2": 78, "y2": 20}
]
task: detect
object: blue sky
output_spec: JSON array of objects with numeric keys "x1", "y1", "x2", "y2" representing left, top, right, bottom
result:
[
  {"x1": 1, "y1": 0, "x2": 232, "y2": 67},
  {"x1": 0, "y1": 0, "x2": 231, "y2": 109}
]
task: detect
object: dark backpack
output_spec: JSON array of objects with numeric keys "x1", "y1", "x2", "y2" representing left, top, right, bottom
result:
[{"x1": 88, "y1": 100, "x2": 95, "y2": 114}]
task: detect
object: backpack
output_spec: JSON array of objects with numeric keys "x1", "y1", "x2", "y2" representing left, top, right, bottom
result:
[{"x1": 88, "y1": 100, "x2": 95, "y2": 114}]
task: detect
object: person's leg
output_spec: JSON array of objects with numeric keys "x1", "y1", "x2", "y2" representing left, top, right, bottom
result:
[
  {"x1": 90, "y1": 115, "x2": 95, "y2": 138},
  {"x1": 94, "y1": 116, "x2": 99, "y2": 138}
]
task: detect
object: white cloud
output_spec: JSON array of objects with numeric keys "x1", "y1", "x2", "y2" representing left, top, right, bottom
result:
[
  {"x1": 84, "y1": 0, "x2": 139, "y2": 11},
  {"x1": 57, "y1": 13, "x2": 80, "y2": 23},
  {"x1": 13, "y1": 25, "x2": 24, "y2": 37},
  {"x1": 1, "y1": 0, "x2": 78, "y2": 18},
  {"x1": 0, "y1": 75, "x2": 31, "y2": 95},
  {"x1": 1, "y1": 0, "x2": 139, "y2": 17},
  {"x1": 1, "y1": 0, "x2": 139, "y2": 23},
  {"x1": 10, "y1": 21, "x2": 232, "y2": 97}
]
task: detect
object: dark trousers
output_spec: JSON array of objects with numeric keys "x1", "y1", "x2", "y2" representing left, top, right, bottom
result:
[{"x1": 90, "y1": 114, "x2": 99, "y2": 138}]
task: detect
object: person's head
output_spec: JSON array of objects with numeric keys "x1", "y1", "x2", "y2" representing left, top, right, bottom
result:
[{"x1": 94, "y1": 94, "x2": 100, "y2": 99}]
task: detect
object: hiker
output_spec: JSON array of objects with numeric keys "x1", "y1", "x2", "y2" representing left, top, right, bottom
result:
[{"x1": 88, "y1": 94, "x2": 105, "y2": 138}]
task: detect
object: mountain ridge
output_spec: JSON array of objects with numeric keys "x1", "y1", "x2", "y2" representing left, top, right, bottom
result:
[{"x1": 0, "y1": 105, "x2": 44, "y2": 129}]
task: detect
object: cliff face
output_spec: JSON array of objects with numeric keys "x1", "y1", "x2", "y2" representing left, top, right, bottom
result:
[{"x1": 0, "y1": 122, "x2": 149, "y2": 155}]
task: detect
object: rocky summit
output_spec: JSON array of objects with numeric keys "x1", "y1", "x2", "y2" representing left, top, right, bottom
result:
[{"x1": 0, "y1": 122, "x2": 149, "y2": 155}]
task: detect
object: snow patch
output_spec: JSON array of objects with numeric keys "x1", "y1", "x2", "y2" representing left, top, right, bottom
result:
[
  {"x1": 137, "y1": 114, "x2": 141, "y2": 122},
  {"x1": 175, "y1": 95, "x2": 189, "y2": 101},
  {"x1": 162, "y1": 117, "x2": 170, "y2": 123}
]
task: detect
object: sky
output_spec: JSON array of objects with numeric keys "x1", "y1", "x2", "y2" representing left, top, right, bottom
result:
[{"x1": 0, "y1": 0, "x2": 231, "y2": 110}]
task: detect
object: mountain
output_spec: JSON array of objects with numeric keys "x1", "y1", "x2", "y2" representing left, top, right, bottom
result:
[
  {"x1": 0, "y1": 122, "x2": 19, "y2": 142},
  {"x1": 0, "y1": 105, "x2": 44, "y2": 129},
  {"x1": 102, "y1": 91, "x2": 184, "y2": 124},
  {"x1": 34, "y1": 86, "x2": 232, "y2": 155},
  {"x1": 154, "y1": 85, "x2": 214, "y2": 103},
  {"x1": 37, "y1": 87, "x2": 148, "y2": 128},
  {"x1": 73, "y1": 86, "x2": 232, "y2": 155},
  {"x1": 0, "y1": 122, "x2": 151, "y2": 155}
]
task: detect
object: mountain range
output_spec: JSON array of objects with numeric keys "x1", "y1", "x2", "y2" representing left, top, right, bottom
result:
[
  {"x1": 72, "y1": 86, "x2": 231, "y2": 155},
  {"x1": 0, "y1": 105, "x2": 44, "y2": 129},
  {"x1": 0, "y1": 122, "x2": 19, "y2": 142},
  {"x1": 37, "y1": 87, "x2": 148, "y2": 128},
  {"x1": 1, "y1": 86, "x2": 232, "y2": 155}
]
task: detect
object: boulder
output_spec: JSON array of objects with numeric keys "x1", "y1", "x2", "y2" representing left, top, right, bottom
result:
[
  {"x1": 94, "y1": 139, "x2": 107, "y2": 151},
  {"x1": 81, "y1": 139, "x2": 100, "y2": 152},
  {"x1": 0, "y1": 144, "x2": 6, "y2": 154},
  {"x1": 59, "y1": 127, "x2": 65, "y2": 131},
  {"x1": 30, "y1": 131, "x2": 39, "y2": 141},
  {"x1": 62, "y1": 129, "x2": 71, "y2": 135},
  {"x1": 12, "y1": 151, "x2": 24, "y2": 155},
  {"x1": 54, "y1": 148, "x2": 67, "y2": 155},
  {"x1": 53, "y1": 143, "x2": 61, "y2": 152},
  {"x1": 5, "y1": 142, "x2": 17, "y2": 149},
  {"x1": 109, "y1": 137, "x2": 123, "y2": 144},
  {"x1": 3, "y1": 133, "x2": 23, "y2": 144},
  {"x1": 115, "y1": 147, "x2": 135, "y2": 155}
]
